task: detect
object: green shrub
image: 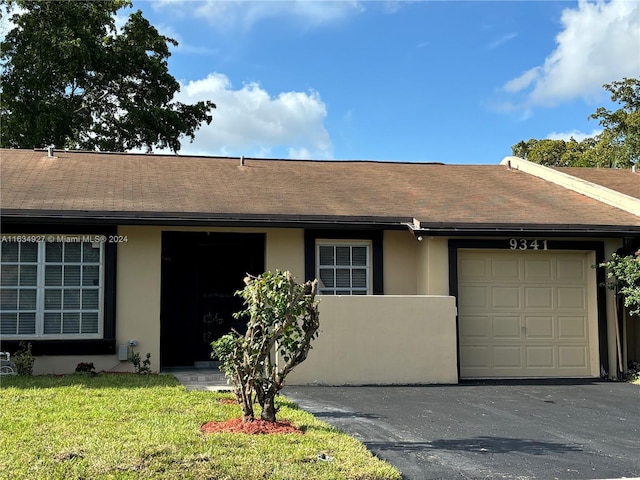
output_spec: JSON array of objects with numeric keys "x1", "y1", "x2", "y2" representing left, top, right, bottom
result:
[{"x1": 13, "y1": 341, "x2": 34, "y2": 376}]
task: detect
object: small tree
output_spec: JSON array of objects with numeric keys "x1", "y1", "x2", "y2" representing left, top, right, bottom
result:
[
  {"x1": 212, "y1": 271, "x2": 320, "y2": 423},
  {"x1": 600, "y1": 249, "x2": 640, "y2": 316}
]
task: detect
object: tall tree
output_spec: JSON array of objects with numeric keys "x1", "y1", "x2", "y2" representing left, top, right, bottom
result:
[
  {"x1": 0, "y1": 0, "x2": 215, "y2": 152},
  {"x1": 511, "y1": 78, "x2": 639, "y2": 168}
]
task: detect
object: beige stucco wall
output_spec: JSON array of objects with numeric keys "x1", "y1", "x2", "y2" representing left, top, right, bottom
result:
[
  {"x1": 416, "y1": 236, "x2": 450, "y2": 295},
  {"x1": 383, "y1": 230, "x2": 418, "y2": 294},
  {"x1": 286, "y1": 295, "x2": 458, "y2": 385}
]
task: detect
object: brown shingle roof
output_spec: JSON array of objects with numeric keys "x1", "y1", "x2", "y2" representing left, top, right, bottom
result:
[
  {"x1": 1, "y1": 149, "x2": 639, "y2": 231},
  {"x1": 556, "y1": 167, "x2": 640, "y2": 199}
]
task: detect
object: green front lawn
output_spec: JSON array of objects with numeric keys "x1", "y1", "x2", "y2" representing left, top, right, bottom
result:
[{"x1": 0, "y1": 374, "x2": 400, "y2": 480}]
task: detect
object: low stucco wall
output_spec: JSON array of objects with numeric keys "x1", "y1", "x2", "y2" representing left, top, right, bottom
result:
[{"x1": 286, "y1": 295, "x2": 458, "y2": 385}]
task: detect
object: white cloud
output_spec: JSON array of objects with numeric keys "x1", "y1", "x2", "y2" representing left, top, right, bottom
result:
[
  {"x1": 174, "y1": 73, "x2": 332, "y2": 159},
  {"x1": 503, "y1": 0, "x2": 640, "y2": 108},
  {"x1": 151, "y1": 0, "x2": 363, "y2": 30},
  {"x1": 546, "y1": 129, "x2": 602, "y2": 142},
  {"x1": 487, "y1": 32, "x2": 517, "y2": 50}
]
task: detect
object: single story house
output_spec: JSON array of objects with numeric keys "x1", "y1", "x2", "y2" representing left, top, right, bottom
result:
[{"x1": 1, "y1": 148, "x2": 638, "y2": 383}]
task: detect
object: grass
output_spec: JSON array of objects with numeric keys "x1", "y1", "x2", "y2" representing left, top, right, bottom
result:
[{"x1": 0, "y1": 374, "x2": 400, "y2": 480}]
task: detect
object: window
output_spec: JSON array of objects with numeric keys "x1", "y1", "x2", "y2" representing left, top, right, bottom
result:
[
  {"x1": 317, "y1": 243, "x2": 370, "y2": 295},
  {"x1": 0, "y1": 238, "x2": 104, "y2": 338}
]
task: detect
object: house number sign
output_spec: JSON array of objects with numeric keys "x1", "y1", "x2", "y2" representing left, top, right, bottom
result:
[{"x1": 509, "y1": 238, "x2": 549, "y2": 250}]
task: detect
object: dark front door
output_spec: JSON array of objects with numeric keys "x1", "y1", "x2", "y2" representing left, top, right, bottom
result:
[{"x1": 160, "y1": 232, "x2": 265, "y2": 368}]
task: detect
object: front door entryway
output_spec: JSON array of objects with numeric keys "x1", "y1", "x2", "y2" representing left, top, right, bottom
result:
[{"x1": 160, "y1": 232, "x2": 265, "y2": 368}]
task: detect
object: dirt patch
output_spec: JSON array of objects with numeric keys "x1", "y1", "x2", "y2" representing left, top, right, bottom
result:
[
  {"x1": 201, "y1": 418, "x2": 302, "y2": 435},
  {"x1": 217, "y1": 398, "x2": 238, "y2": 405}
]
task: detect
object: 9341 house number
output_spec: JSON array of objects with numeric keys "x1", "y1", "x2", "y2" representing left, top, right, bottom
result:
[{"x1": 509, "y1": 238, "x2": 548, "y2": 250}]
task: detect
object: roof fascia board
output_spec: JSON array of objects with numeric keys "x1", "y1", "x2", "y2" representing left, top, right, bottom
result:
[
  {"x1": 0, "y1": 210, "x2": 409, "y2": 230},
  {"x1": 408, "y1": 221, "x2": 640, "y2": 237},
  {"x1": 500, "y1": 156, "x2": 640, "y2": 216}
]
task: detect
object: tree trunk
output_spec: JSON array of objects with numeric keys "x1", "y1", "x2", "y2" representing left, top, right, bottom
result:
[
  {"x1": 236, "y1": 381, "x2": 255, "y2": 422},
  {"x1": 260, "y1": 395, "x2": 277, "y2": 423}
]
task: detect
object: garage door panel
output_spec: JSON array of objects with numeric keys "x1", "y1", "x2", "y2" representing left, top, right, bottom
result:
[
  {"x1": 557, "y1": 287, "x2": 585, "y2": 309},
  {"x1": 491, "y1": 258, "x2": 520, "y2": 281},
  {"x1": 525, "y1": 316, "x2": 554, "y2": 338},
  {"x1": 558, "y1": 316, "x2": 587, "y2": 339},
  {"x1": 460, "y1": 346, "x2": 491, "y2": 368},
  {"x1": 525, "y1": 346, "x2": 555, "y2": 368},
  {"x1": 493, "y1": 316, "x2": 521, "y2": 338},
  {"x1": 459, "y1": 286, "x2": 488, "y2": 308},
  {"x1": 558, "y1": 345, "x2": 588, "y2": 368},
  {"x1": 493, "y1": 346, "x2": 522, "y2": 368},
  {"x1": 459, "y1": 316, "x2": 491, "y2": 338},
  {"x1": 458, "y1": 250, "x2": 594, "y2": 378},
  {"x1": 524, "y1": 258, "x2": 553, "y2": 282},
  {"x1": 557, "y1": 257, "x2": 586, "y2": 282},
  {"x1": 492, "y1": 286, "x2": 520, "y2": 308},
  {"x1": 525, "y1": 287, "x2": 553, "y2": 309},
  {"x1": 458, "y1": 256, "x2": 488, "y2": 280}
]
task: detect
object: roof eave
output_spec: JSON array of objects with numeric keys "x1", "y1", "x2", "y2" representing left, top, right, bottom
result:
[
  {"x1": 408, "y1": 222, "x2": 640, "y2": 237},
  {"x1": 0, "y1": 209, "x2": 410, "y2": 230}
]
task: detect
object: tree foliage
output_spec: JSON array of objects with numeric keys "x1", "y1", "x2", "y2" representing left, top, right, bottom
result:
[
  {"x1": 212, "y1": 271, "x2": 320, "y2": 423},
  {"x1": 0, "y1": 0, "x2": 215, "y2": 152},
  {"x1": 601, "y1": 250, "x2": 640, "y2": 317},
  {"x1": 511, "y1": 78, "x2": 640, "y2": 168}
]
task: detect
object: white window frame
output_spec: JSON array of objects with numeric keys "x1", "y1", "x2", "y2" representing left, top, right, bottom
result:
[
  {"x1": 0, "y1": 236, "x2": 104, "y2": 339},
  {"x1": 316, "y1": 240, "x2": 371, "y2": 295}
]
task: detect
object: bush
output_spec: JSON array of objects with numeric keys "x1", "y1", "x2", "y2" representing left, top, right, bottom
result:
[
  {"x1": 13, "y1": 342, "x2": 34, "y2": 376},
  {"x1": 600, "y1": 250, "x2": 640, "y2": 316},
  {"x1": 128, "y1": 351, "x2": 152, "y2": 374},
  {"x1": 212, "y1": 270, "x2": 320, "y2": 423},
  {"x1": 75, "y1": 362, "x2": 96, "y2": 375}
]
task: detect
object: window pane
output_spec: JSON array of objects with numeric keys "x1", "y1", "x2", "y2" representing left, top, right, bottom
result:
[
  {"x1": 45, "y1": 265, "x2": 62, "y2": 286},
  {"x1": 319, "y1": 289, "x2": 334, "y2": 295},
  {"x1": 44, "y1": 289, "x2": 62, "y2": 309},
  {"x1": 336, "y1": 290, "x2": 351, "y2": 295},
  {"x1": 352, "y1": 269, "x2": 367, "y2": 288},
  {"x1": 319, "y1": 246, "x2": 334, "y2": 266},
  {"x1": 336, "y1": 247, "x2": 350, "y2": 266},
  {"x1": 0, "y1": 265, "x2": 18, "y2": 286},
  {"x1": 46, "y1": 243, "x2": 63, "y2": 262},
  {"x1": 319, "y1": 269, "x2": 334, "y2": 288},
  {"x1": 44, "y1": 312, "x2": 61, "y2": 334},
  {"x1": 351, "y1": 290, "x2": 367, "y2": 295},
  {"x1": 63, "y1": 289, "x2": 81, "y2": 309},
  {"x1": 82, "y1": 266, "x2": 100, "y2": 286},
  {"x1": 1, "y1": 243, "x2": 18, "y2": 262},
  {"x1": 64, "y1": 243, "x2": 81, "y2": 263},
  {"x1": 18, "y1": 289, "x2": 37, "y2": 310},
  {"x1": 20, "y1": 243, "x2": 38, "y2": 263},
  {"x1": 336, "y1": 269, "x2": 350, "y2": 287},
  {"x1": 63, "y1": 312, "x2": 80, "y2": 334},
  {"x1": 0, "y1": 289, "x2": 17, "y2": 309},
  {"x1": 19, "y1": 265, "x2": 37, "y2": 286},
  {"x1": 81, "y1": 312, "x2": 99, "y2": 334},
  {"x1": 352, "y1": 247, "x2": 367, "y2": 266},
  {"x1": 64, "y1": 265, "x2": 81, "y2": 286},
  {"x1": 18, "y1": 312, "x2": 36, "y2": 334},
  {"x1": 0, "y1": 312, "x2": 17, "y2": 334},
  {"x1": 83, "y1": 243, "x2": 100, "y2": 263},
  {"x1": 82, "y1": 289, "x2": 99, "y2": 310}
]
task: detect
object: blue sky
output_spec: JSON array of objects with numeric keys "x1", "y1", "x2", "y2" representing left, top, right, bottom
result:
[{"x1": 126, "y1": 1, "x2": 637, "y2": 163}]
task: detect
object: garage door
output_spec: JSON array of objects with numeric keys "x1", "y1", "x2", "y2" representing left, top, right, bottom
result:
[{"x1": 457, "y1": 250, "x2": 597, "y2": 378}]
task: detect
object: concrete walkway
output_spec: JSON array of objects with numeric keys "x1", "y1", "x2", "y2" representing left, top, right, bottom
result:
[{"x1": 169, "y1": 368, "x2": 232, "y2": 392}]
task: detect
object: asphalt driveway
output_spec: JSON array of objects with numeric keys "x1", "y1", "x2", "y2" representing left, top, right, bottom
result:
[{"x1": 284, "y1": 380, "x2": 640, "y2": 480}]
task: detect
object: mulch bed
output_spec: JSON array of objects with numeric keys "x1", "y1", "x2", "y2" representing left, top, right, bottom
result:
[{"x1": 201, "y1": 418, "x2": 303, "y2": 435}]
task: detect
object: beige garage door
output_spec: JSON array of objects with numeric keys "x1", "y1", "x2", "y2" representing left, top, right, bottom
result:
[{"x1": 457, "y1": 250, "x2": 597, "y2": 378}]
